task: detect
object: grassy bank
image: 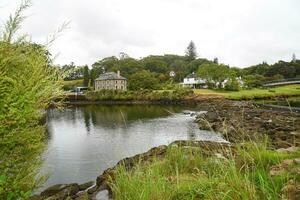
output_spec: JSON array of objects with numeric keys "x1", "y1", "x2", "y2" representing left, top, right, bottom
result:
[
  {"x1": 194, "y1": 85, "x2": 300, "y2": 100},
  {"x1": 109, "y1": 141, "x2": 300, "y2": 200},
  {"x1": 85, "y1": 88, "x2": 194, "y2": 101},
  {"x1": 63, "y1": 79, "x2": 83, "y2": 90}
]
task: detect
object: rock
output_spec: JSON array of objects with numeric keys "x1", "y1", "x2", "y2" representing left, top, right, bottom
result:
[
  {"x1": 282, "y1": 159, "x2": 294, "y2": 167},
  {"x1": 282, "y1": 180, "x2": 300, "y2": 200},
  {"x1": 40, "y1": 183, "x2": 79, "y2": 199},
  {"x1": 74, "y1": 191, "x2": 89, "y2": 200},
  {"x1": 87, "y1": 185, "x2": 99, "y2": 194},
  {"x1": 41, "y1": 184, "x2": 70, "y2": 197},
  {"x1": 183, "y1": 110, "x2": 191, "y2": 115},
  {"x1": 277, "y1": 146, "x2": 299, "y2": 153},
  {"x1": 294, "y1": 158, "x2": 300, "y2": 165},
  {"x1": 290, "y1": 131, "x2": 300, "y2": 136},
  {"x1": 78, "y1": 181, "x2": 94, "y2": 191},
  {"x1": 270, "y1": 159, "x2": 296, "y2": 176},
  {"x1": 214, "y1": 153, "x2": 226, "y2": 159}
]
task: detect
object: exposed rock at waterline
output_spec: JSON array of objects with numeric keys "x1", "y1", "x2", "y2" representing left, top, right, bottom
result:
[{"x1": 194, "y1": 98, "x2": 300, "y2": 148}]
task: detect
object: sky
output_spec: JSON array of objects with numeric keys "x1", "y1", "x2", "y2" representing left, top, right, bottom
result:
[{"x1": 0, "y1": 0, "x2": 300, "y2": 67}]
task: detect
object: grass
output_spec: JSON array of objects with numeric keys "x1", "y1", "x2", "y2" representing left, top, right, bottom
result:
[
  {"x1": 109, "y1": 141, "x2": 300, "y2": 200},
  {"x1": 194, "y1": 85, "x2": 300, "y2": 100},
  {"x1": 62, "y1": 79, "x2": 83, "y2": 90}
]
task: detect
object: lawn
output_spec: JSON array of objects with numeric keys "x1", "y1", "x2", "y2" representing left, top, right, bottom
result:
[{"x1": 194, "y1": 85, "x2": 300, "y2": 100}]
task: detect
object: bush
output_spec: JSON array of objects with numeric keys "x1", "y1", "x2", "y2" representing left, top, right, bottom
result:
[
  {"x1": 244, "y1": 74, "x2": 265, "y2": 89},
  {"x1": 224, "y1": 78, "x2": 241, "y2": 91},
  {"x1": 0, "y1": 2, "x2": 63, "y2": 198},
  {"x1": 85, "y1": 88, "x2": 194, "y2": 102}
]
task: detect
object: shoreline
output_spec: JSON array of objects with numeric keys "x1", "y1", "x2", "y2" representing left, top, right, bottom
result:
[{"x1": 34, "y1": 97, "x2": 300, "y2": 200}]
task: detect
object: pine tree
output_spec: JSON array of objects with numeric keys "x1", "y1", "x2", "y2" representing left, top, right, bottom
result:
[
  {"x1": 213, "y1": 57, "x2": 219, "y2": 64},
  {"x1": 185, "y1": 41, "x2": 197, "y2": 60},
  {"x1": 83, "y1": 65, "x2": 90, "y2": 86},
  {"x1": 292, "y1": 53, "x2": 296, "y2": 62}
]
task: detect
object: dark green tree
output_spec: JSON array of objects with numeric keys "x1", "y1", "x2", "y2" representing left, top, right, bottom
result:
[
  {"x1": 185, "y1": 41, "x2": 197, "y2": 60},
  {"x1": 128, "y1": 70, "x2": 160, "y2": 90},
  {"x1": 83, "y1": 65, "x2": 90, "y2": 86}
]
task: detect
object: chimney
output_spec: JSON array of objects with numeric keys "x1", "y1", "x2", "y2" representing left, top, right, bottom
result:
[{"x1": 117, "y1": 70, "x2": 120, "y2": 77}]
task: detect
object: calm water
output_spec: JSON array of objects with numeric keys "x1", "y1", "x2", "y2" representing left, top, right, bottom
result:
[{"x1": 41, "y1": 105, "x2": 225, "y2": 190}]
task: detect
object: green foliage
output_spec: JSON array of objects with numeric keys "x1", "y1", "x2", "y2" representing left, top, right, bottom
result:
[
  {"x1": 224, "y1": 78, "x2": 241, "y2": 91},
  {"x1": 85, "y1": 88, "x2": 194, "y2": 101},
  {"x1": 83, "y1": 65, "x2": 89, "y2": 86},
  {"x1": 0, "y1": 2, "x2": 63, "y2": 198},
  {"x1": 244, "y1": 74, "x2": 265, "y2": 89},
  {"x1": 110, "y1": 141, "x2": 300, "y2": 200},
  {"x1": 185, "y1": 40, "x2": 197, "y2": 61},
  {"x1": 225, "y1": 85, "x2": 300, "y2": 100},
  {"x1": 62, "y1": 79, "x2": 83, "y2": 91},
  {"x1": 243, "y1": 60, "x2": 300, "y2": 79},
  {"x1": 128, "y1": 70, "x2": 160, "y2": 90},
  {"x1": 197, "y1": 63, "x2": 230, "y2": 88}
]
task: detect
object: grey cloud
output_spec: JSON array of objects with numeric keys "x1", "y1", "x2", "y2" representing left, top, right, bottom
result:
[{"x1": 1, "y1": 0, "x2": 299, "y2": 67}]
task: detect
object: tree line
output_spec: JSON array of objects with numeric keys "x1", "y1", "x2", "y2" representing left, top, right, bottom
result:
[{"x1": 62, "y1": 41, "x2": 300, "y2": 91}]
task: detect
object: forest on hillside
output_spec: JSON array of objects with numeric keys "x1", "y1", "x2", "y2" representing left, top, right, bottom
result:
[{"x1": 61, "y1": 43, "x2": 300, "y2": 90}]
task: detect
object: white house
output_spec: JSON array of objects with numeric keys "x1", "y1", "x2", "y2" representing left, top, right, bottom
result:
[{"x1": 181, "y1": 72, "x2": 207, "y2": 88}]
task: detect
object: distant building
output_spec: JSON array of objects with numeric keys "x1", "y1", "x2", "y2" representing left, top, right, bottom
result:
[
  {"x1": 94, "y1": 71, "x2": 127, "y2": 91},
  {"x1": 181, "y1": 72, "x2": 206, "y2": 88}
]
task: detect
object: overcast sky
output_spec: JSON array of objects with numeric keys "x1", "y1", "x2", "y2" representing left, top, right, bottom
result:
[{"x1": 1, "y1": 0, "x2": 300, "y2": 67}]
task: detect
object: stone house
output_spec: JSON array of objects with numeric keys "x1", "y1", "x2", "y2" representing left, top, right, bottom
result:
[{"x1": 94, "y1": 71, "x2": 127, "y2": 91}]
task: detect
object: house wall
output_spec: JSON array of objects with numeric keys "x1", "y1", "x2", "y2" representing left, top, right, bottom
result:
[{"x1": 95, "y1": 79, "x2": 127, "y2": 91}]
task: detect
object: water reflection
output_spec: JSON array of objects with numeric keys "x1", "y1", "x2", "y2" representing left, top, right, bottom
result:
[{"x1": 41, "y1": 105, "x2": 225, "y2": 191}]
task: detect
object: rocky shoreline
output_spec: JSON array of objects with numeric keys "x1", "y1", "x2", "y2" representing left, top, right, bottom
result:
[
  {"x1": 193, "y1": 98, "x2": 300, "y2": 148},
  {"x1": 32, "y1": 97, "x2": 300, "y2": 199}
]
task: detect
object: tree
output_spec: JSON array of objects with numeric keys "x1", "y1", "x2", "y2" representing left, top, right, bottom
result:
[
  {"x1": 292, "y1": 53, "x2": 297, "y2": 62},
  {"x1": 83, "y1": 65, "x2": 90, "y2": 86},
  {"x1": 185, "y1": 41, "x2": 197, "y2": 60},
  {"x1": 197, "y1": 63, "x2": 230, "y2": 88},
  {"x1": 244, "y1": 74, "x2": 265, "y2": 88},
  {"x1": 128, "y1": 70, "x2": 160, "y2": 90},
  {"x1": 213, "y1": 57, "x2": 219, "y2": 64}
]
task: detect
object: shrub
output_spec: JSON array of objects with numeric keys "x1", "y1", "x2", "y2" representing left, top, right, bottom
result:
[
  {"x1": 224, "y1": 78, "x2": 241, "y2": 91},
  {"x1": 0, "y1": 2, "x2": 64, "y2": 198}
]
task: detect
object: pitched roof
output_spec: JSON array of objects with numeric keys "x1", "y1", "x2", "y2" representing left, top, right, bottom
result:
[
  {"x1": 186, "y1": 73, "x2": 198, "y2": 78},
  {"x1": 95, "y1": 72, "x2": 127, "y2": 81}
]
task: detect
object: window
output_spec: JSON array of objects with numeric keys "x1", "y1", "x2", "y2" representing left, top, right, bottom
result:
[{"x1": 116, "y1": 86, "x2": 118, "y2": 90}]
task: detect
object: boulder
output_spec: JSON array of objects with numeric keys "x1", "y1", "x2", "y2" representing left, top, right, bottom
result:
[{"x1": 78, "y1": 181, "x2": 94, "y2": 191}]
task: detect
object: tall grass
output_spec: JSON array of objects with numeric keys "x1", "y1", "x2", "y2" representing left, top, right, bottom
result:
[{"x1": 109, "y1": 141, "x2": 300, "y2": 200}]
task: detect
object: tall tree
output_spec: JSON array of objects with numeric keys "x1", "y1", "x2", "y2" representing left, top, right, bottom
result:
[
  {"x1": 292, "y1": 53, "x2": 297, "y2": 62},
  {"x1": 213, "y1": 57, "x2": 219, "y2": 64},
  {"x1": 185, "y1": 41, "x2": 197, "y2": 60},
  {"x1": 83, "y1": 65, "x2": 90, "y2": 86}
]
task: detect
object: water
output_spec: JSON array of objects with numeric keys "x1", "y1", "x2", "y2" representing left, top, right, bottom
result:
[
  {"x1": 41, "y1": 104, "x2": 225, "y2": 191},
  {"x1": 256, "y1": 97, "x2": 300, "y2": 108}
]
